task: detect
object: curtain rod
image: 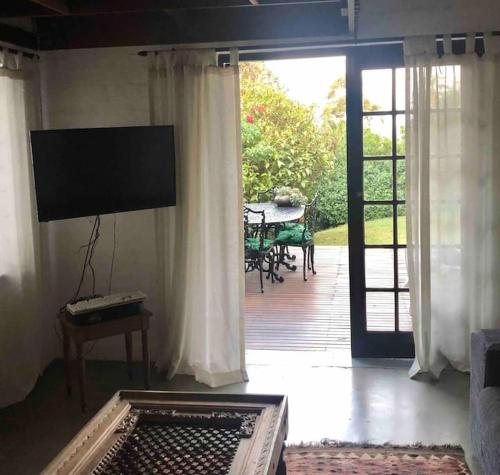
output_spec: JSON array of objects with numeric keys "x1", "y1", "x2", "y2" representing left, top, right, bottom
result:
[
  {"x1": 136, "y1": 34, "x2": 357, "y2": 56},
  {"x1": 137, "y1": 33, "x2": 500, "y2": 57},
  {"x1": 138, "y1": 46, "x2": 214, "y2": 57},
  {"x1": 137, "y1": 38, "x2": 402, "y2": 57},
  {"x1": 217, "y1": 39, "x2": 403, "y2": 56}
]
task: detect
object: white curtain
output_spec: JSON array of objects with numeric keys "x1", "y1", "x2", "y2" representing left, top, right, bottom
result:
[
  {"x1": 405, "y1": 35, "x2": 500, "y2": 378},
  {"x1": 148, "y1": 50, "x2": 246, "y2": 387},
  {"x1": 0, "y1": 52, "x2": 44, "y2": 406}
]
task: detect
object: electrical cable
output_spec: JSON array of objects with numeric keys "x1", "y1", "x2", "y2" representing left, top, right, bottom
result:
[
  {"x1": 87, "y1": 215, "x2": 101, "y2": 296},
  {"x1": 108, "y1": 215, "x2": 117, "y2": 294},
  {"x1": 55, "y1": 215, "x2": 104, "y2": 357},
  {"x1": 68, "y1": 216, "x2": 99, "y2": 305}
]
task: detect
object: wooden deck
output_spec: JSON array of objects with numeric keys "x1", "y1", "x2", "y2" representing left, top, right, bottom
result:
[{"x1": 245, "y1": 245, "x2": 411, "y2": 351}]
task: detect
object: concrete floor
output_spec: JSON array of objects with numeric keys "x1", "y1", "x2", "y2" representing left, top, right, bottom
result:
[{"x1": 0, "y1": 355, "x2": 482, "y2": 474}]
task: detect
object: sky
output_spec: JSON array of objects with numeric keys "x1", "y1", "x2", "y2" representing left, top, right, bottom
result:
[
  {"x1": 263, "y1": 56, "x2": 405, "y2": 138},
  {"x1": 265, "y1": 56, "x2": 346, "y2": 110}
]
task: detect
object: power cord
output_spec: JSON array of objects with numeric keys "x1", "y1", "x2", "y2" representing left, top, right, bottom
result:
[
  {"x1": 87, "y1": 215, "x2": 101, "y2": 296},
  {"x1": 69, "y1": 215, "x2": 101, "y2": 305},
  {"x1": 55, "y1": 215, "x2": 111, "y2": 358},
  {"x1": 108, "y1": 215, "x2": 117, "y2": 294}
]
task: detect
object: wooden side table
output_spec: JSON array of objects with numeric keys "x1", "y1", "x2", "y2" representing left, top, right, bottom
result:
[{"x1": 58, "y1": 309, "x2": 152, "y2": 411}]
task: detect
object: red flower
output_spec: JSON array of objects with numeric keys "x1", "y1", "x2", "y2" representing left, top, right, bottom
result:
[
  {"x1": 246, "y1": 114, "x2": 254, "y2": 124},
  {"x1": 256, "y1": 105, "x2": 265, "y2": 113}
]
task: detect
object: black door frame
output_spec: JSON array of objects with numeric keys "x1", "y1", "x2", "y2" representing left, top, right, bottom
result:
[
  {"x1": 346, "y1": 44, "x2": 415, "y2": 358},
  {"x1": 231, "y1": 43, "x2": 414, "y2": 358}
]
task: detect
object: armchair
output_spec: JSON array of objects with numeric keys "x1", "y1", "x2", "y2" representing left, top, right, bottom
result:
[
  {"x1": 470, "y1": 330, "x2": 500, "y2": 475},
  {"x1": 244, "y1": 207, "x2": 276, "y2": 293},
  {"x1": 274, "y1": 193, "x2": 318, "y2": 281}
]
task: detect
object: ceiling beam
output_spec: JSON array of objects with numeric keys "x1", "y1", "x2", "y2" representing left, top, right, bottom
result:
[
  {"x1": 0, "y1": 22, "x2": 37, "y2": 49},
  {"x1": 69, "y1": 0, "x2": 251, "y2": 15},
  {"x1": 0, "y1": 0, "x2": 342, "y2": 18},
  {"x1": 0, "y1": 3, "x2": 49, "y2": 18},
  {"x1": 36, "y1": 2, "x2": 348, "y2": 49},
  {"x1": 68, "y1": 0, "x2": 338, "y2": 14},
  {"x1": 30, "y1": 0, "x2": 69, "y2": 15}
]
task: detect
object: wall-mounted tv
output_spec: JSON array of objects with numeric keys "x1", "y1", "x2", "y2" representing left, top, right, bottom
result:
[{"x1": 31, "y1": 125, "x2": 176, "y2": 222}]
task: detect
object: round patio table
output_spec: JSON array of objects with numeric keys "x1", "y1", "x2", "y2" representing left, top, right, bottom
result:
[
  {"x1": 245, "y1": 202, "x2": 305, "y2": 224},
  {"x1": 245, "y1": 202, "x2": 305, "y2": 276}
]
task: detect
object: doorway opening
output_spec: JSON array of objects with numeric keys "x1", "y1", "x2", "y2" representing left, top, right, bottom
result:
[{"x1": 241, "y1": 56, "x2": 350, "y2": 364}]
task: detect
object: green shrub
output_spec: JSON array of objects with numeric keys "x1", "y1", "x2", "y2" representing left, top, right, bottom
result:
[{"x1": 317, "y1": 167, "x2": 347, "y2": 229}]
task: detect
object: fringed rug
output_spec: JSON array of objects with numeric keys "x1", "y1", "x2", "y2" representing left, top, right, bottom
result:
[{"x1": 284, "y1": 441, "x2": 471, "y2": 474}]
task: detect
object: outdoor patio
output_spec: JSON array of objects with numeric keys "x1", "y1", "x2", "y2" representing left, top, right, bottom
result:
[{"x1": 245, "y1": 245, "x2": 411, "y2": 351}]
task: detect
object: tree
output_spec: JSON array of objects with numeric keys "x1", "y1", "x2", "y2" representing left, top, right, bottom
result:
[{"x1": 240, "y1": 62, "x2": 332, "y2": 202}]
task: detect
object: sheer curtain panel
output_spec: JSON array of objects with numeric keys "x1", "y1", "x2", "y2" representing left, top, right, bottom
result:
[
  {"x1": 148, "y1": 50, "x2": 246, "y2": 387},
  {"x1": 0, "y1": 53, "x2": 44, "y2": 407},
  {"x1": 405, "y1": 35, "x2": 500, "y2": 378}
]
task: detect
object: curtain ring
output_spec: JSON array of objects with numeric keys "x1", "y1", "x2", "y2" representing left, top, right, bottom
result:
[
  {"x1": 465, "y1": 34, "x2": 475, "y2": 54},
  {"x1": 229, "y1": 48, "x2": 239, "y2": 67},
  {"x1": 482, "y1": 32, "x2": 492, "y2": 54}
]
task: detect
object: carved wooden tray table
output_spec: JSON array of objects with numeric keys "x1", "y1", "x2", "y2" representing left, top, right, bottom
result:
[{"x1": 42, "y1": 391, "x2": 288, "y2": 475}]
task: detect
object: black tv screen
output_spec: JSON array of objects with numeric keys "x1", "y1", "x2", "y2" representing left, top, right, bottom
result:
[{"x1": 30, "y1": 126, "x2": 176, "y2": 222}]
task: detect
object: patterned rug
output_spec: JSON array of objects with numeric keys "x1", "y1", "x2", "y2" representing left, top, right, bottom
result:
[{"x1": 284, "y1": 441, "x2": 471, "y2": 474}]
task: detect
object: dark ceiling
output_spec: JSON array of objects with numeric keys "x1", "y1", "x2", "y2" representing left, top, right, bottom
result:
[{"x1": 0, "y1": 0, "x2": 351, "y2": 50}]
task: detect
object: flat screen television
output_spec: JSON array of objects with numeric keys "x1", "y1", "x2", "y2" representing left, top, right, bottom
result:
[{"x1": 30, "y1": 125, "x2": 176, "y2": 222}]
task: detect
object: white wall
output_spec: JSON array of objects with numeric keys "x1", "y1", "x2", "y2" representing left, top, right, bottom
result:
[
  {"x1": 40, "y1": 47, "x2": 161, "y2": 362},
  {"x1": 37, "y1": 1, "x2": 500, "y2": 364},
  {"x1": 358, "y1": 0, "x2": 500, "y2": 39}
]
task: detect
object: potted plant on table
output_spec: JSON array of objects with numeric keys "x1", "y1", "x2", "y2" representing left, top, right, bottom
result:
[{"x1": 273, "y1": 186, "x2": 307, "y2": 207}]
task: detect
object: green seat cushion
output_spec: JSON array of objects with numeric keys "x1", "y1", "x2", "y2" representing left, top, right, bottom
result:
[
  {"x1": 245, "y1": 237, "x2": 274, "y2": 252},
  {"x1": 275, "y1": 227, "x2": 312, "y2": 245},
  {"x1": 282, "y1": 222, "x2": 304, "y2": 232}
]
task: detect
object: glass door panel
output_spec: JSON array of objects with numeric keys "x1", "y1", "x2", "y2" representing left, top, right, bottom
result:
[
  {"x1": 364, "y1": 205, "x2": 393, "y2": 245},
  {"x1": 366, "y1": 292, "x2": 395, "y2": 332},
  {"x1": 398, "y1": 248, "x2": 408, "y2": 288},
  {"x1": 365, "y1": 249, "x2": 393, "y2": 288},
  {"x1": 362, "y1": 116, "x2": 393, "y2": 156},
  {"x1": 395, "y1": 68, "x2": 406, "y2": 111},
  {"x1": 347, "y1": 45, "x2": 414, "y2": 358},
  {"x1": 396, "y1": 114, "x2": 405, "y2": 156},
  {"x1": 396, "y1": 161, "x2": 406, "y2": 200},
  {"x1": 363, "y1": 160, "x2": 393, "y2": 201},
  {"x1": 398, "y1": 292, "x2": 412, "y2": 332},
  {"x1": 362, "y1": 69, "x2": 393, "y2": 111}
]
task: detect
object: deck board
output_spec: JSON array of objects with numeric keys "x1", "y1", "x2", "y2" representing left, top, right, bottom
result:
[{"x1": 245, "y1": 245, "x2": 412, "y2": 351}]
